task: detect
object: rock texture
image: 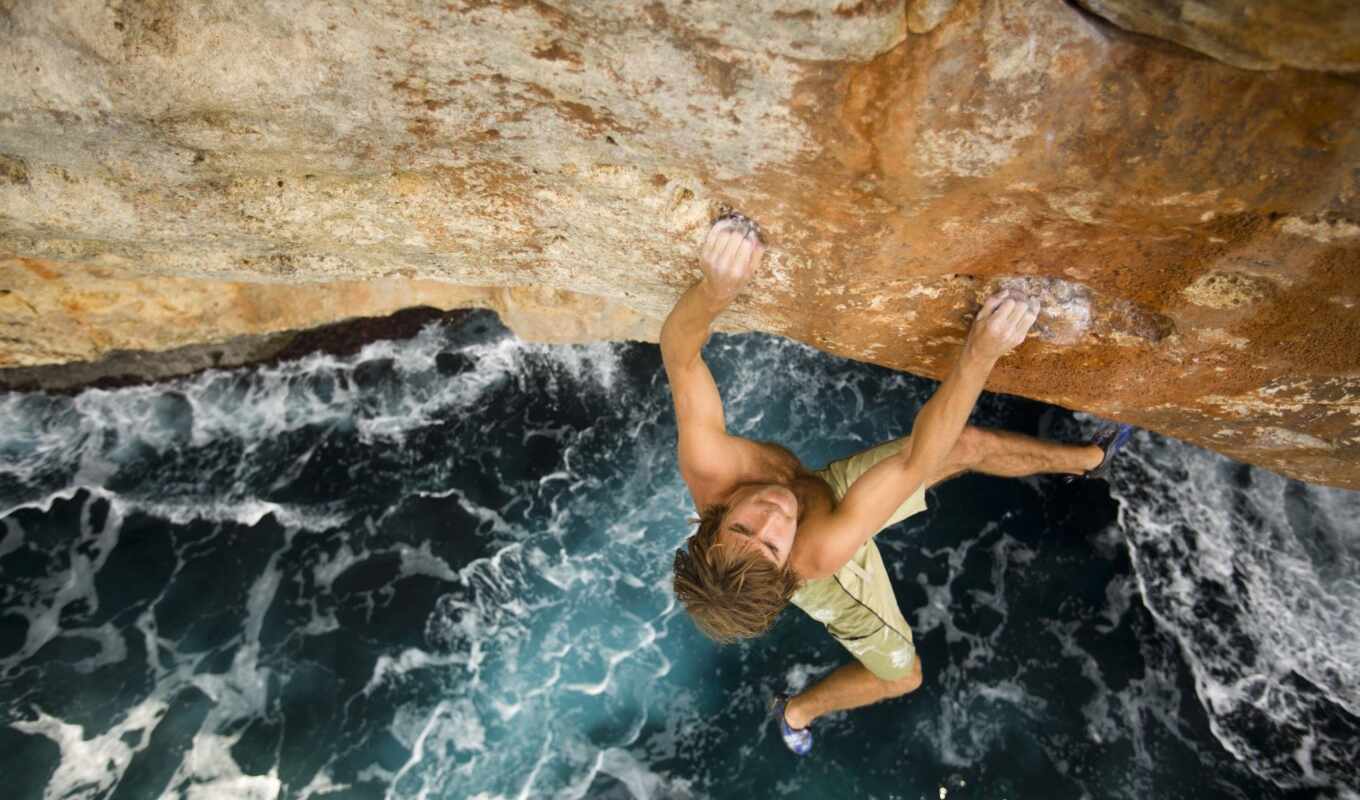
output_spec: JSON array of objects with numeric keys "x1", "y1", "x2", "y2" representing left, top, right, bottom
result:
[
  {"x1": 1072, "y1": 0, "x2": 1360, "y2": 73},
  {"x1": 1, "y1": 0, "x2": 1358, "y2": 487},
  {"x1": 0, "y1": 259, "x2": 652, "y2": 364}
]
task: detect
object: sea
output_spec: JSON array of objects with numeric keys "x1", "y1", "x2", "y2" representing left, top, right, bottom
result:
[{"x1": 1, "y1": 310, "x2": 1356, "y2": 800}]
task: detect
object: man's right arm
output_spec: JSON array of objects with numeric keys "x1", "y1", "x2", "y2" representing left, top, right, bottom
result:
[{"x1": 661, "y1": 219, "x2": 766, "y2": 502}]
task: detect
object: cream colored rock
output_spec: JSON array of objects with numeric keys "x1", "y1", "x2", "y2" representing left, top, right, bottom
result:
[
  {"x1": 0, "y1": 257, "x2": 653, "y2": 367},
  {"x1": 1, "y1": 0, "x2": 1359, "y2": 487},
  {"x1": 907, "y1": 0, "x2": 959, "y2": 34}
]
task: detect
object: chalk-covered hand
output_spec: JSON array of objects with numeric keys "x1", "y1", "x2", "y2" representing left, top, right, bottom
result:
[
  {"x1": 965, "y1": 291, "x2": 1040, "y2": 362},
  {"x1": 699, "y1": 214, "x2": 765, "y2": 305}
]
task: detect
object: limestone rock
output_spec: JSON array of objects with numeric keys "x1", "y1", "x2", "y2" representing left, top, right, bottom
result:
[
  {"x1": 1, "y1": 0, "x2": 1358, "y2": 488},
  {"x1": 0, "y1": 259, "x2": 653, "y2": 366},
  {"x1": 907, "y1": 0, "x2": 959, "y2": 34},
  {"x1": 1073, "y1": 0, "x2": 1360, "y2": 72}
]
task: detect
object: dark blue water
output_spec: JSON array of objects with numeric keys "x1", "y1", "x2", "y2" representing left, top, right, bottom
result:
[{"x1": 1, "y1": 311, "x2": 1356, "y2": 799}]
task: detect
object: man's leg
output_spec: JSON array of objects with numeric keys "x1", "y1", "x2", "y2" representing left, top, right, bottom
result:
[
  {"x1": 783, "y1": 657, "x2": 922, "y2": 730},
  {"x1": 782, "y1": 427, "x2": 1096, "y2": 724},
  {"x1": 930, "y1": 425, "x2": 1103, "y2": 484},
  {"x1": 782, "y1": 429, "x2": 1103, "y2": 733}
]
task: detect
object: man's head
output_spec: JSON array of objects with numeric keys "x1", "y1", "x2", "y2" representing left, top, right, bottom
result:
[{"x1": 671, "y1": 484, "x2": 802, "y2": 643}]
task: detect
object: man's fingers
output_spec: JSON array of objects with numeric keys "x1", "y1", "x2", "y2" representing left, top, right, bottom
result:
[
  {"x1": 1012, "y1": 310, "x2": 1037, "y2": 345},
  {"x1": 969, "y1": 290, "x2": 1043, "y2": 357},
  {"x1": 702, "y1": 221, "x2": 728, "y2": 263},
  {"x1": 706, "y1": 227, "x2": 731, "y2": 268},
  {"x1": 735, "y1": 232, "x2": 756, "y2": 270},
  {"x1": 1008, "y1": 304, "x2": 1039, "y2": 345},
  {"x1": 989, "y1": 298, "x2": 1016, "y2": 329},
  {"x1": 715, "y1": 228, "x2": 743, "y2": 271},
  {"x1": 750, "y1": 240, "x2": 765, "y2": 273},
  {"x1": 979, "y1": 293, "x2": 1004, "y2": 320},
  {"x1": 1002, "y1": 303, "x2": 1028, "y2": 345}
]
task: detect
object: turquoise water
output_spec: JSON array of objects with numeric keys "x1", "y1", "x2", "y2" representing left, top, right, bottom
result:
[{"x1": 1, "y1": 312, "x2": 1356, "y2": 799}]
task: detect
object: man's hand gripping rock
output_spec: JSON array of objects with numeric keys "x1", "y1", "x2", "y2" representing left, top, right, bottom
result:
[
  {"x1": 964, "y1": 290, "x2": 1041, "y2": 364},
  {"x1": 699, "y1": 212, "x2": 766, "y2": 307}
]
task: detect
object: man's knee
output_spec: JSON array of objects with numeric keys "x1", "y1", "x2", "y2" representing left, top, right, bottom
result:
[
  {"x1": 882, "y1": 656, "x2": 924, "y2": 698},
  {"x1": 953, "y1": 426, "x2": 990, "y2": 464},
  {"x1": 936, "y1": 425, "x2": 987, "y2": 480}
]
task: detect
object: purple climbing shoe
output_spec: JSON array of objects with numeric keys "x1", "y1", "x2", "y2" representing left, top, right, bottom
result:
[
  {"x1": 1081, "y1": 423, "x2": 1135, "y2": 482},
  {"x1": 770, "y1": 693, "x2": 812, "y2": 756}
]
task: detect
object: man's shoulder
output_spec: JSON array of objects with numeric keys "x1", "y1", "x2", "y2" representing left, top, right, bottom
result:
[
  {"x1": 743, "y1": 438, "x2": 812, "y2": 479},
  {"x1": 684, "y1": 436, "x2": 803, "y2": 490}
]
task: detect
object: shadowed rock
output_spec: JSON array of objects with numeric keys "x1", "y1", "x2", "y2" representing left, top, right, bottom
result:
[{"x1": 1073, "y1": 0, "x2": 1360, "y2": 72}]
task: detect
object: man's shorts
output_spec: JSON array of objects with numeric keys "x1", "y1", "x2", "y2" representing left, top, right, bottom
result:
[{"x1": 788, "y1": 438, "x2": 926, "y2": 681}]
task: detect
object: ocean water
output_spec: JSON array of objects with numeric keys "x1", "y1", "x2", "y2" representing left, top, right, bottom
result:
[{"x1": 1, "y1": 311, "x2": 1356, "y2": 800}]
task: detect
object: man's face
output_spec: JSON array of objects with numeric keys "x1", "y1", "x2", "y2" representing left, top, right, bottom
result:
[{"x1": 717, "y1": 483, "x2": 798, "y2": 568}]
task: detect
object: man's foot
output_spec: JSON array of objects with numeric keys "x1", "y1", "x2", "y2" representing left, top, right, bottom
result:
[
  {"x1": 770, "y1": 693, "x2": 812, "y2": 756},
  {"x1": 1069, "y1": 423, "x2": 1135, "y2": 482}
]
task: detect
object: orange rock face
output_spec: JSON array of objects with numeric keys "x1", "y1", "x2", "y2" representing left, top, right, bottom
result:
[{"x1": 0, "y1": 1, "x2": 1357, "y2": 486}]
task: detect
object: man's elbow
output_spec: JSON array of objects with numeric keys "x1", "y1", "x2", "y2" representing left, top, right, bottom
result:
[
  {"x1": 660, "y1": 342, "x2": 699, "y2": 375},
  {"x1": 896, "y1": 452, "x2": 935, "y2": 490},
  {"x1": 799, "y1": 552, "x2": 845, "y2": 582}
]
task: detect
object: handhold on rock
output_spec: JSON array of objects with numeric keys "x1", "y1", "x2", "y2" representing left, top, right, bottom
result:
[
  {"x1": 985, "y1": 276, "x2": 1174, "y2": 346},
  {"x1": 712, "y1": 211, "x2": 765, "y2": 245},
  {"x1": 991, "y1": 276, "x2": 1093, "y2": 345}
]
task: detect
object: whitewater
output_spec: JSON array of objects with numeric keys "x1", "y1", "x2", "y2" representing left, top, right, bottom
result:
[{"x1": 1, "y1": 311, "x2": 1356, "y2": 799}]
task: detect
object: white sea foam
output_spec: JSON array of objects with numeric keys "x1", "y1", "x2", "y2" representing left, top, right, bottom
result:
[
  {"x1": 593, "y1": 747, "x2": 695, "y2": 800},
  {"x1": 562, "y1": 623, "x2": 659, "y2": 696},
  {"x1": 364, "y1": 648, "x2": 467, "y2": 695},
  {"x1": 13, "y1": 701, "x2": 168, "y2": 800},
  {"x1": 0, "y1": 494, "x2": 124, "y2": 672},
  {"x1": 296, "y1": 771, "x2": 347, "y2": 800},
  {"x1": 312, "y1": 542, "x2": 364, "y2": 588},
  {"x1": 175, "y1": 734, "x2": 283, "y2": 800},
  {"x1": 0, "y1": 320, "x2": 652, "y2": 800},
  {"x1": 63, "y1": 622, "x2": 129, "y2": 674},
  {"x1": 7, "y1": 317, "x2": 1354, "y2": 798},
  {"x1": 1111, "y1": 429, "x2": 1360, "y2": 790},
  {"x1": 0, "y1": 318, "x2": 622, "y2": 522}
]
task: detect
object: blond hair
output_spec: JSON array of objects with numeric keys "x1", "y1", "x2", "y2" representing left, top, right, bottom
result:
[{"x1": 672, "y1": 505, "x2": 799, "y2": 643}]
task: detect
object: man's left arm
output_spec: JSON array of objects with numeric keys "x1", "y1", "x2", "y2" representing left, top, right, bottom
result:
[{"x1": 795, "y1": 293, "x2": 1038, "y2": 580}]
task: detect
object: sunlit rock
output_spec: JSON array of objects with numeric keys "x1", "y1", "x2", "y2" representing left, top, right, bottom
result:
[{"x1": 0, "y1": 0, "x2": 1357, "y2": 486}]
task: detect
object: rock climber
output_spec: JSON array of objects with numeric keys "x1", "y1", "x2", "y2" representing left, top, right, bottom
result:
[{"x1": 665, "y1": 212, "x2": 1133, "y2": 755}]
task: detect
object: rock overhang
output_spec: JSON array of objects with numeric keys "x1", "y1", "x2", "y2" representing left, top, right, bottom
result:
[{"x1": 1, "y1": 0, "x2": 1357, "y2": 487}]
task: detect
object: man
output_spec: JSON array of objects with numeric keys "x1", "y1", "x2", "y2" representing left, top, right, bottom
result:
[{"x1": 665, "y1": 213, "x2": 1132, "y2": 755}]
